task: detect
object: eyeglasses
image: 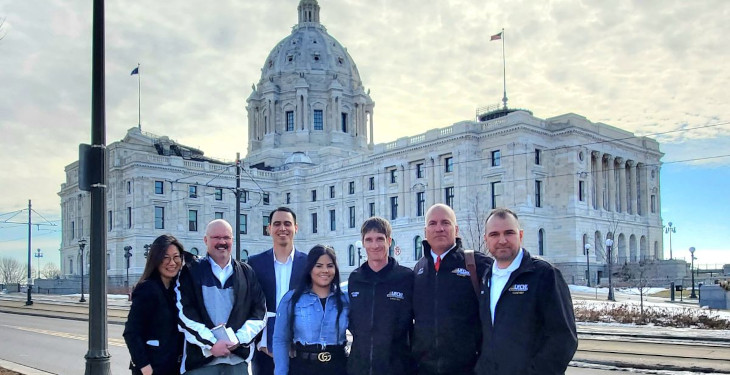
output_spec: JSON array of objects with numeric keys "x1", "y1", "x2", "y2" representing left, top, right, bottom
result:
[
  {"x1": 209, "y1": 236, "x2": 232, "y2": 242},
  {"x1": 163, "y1": 255, "x2": 182, "y2": 264}
]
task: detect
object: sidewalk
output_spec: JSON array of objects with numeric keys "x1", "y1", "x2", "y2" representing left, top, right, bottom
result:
[{"x1": 0, "y1": 293, "x2": 129, "y2": 325}]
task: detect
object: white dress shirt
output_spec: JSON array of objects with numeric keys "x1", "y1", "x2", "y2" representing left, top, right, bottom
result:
[{"x1": 489, "y1": 248, "x2": 524, "y2": 324}]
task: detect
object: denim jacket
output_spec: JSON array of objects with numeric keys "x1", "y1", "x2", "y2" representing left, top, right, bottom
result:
[{"x1": 272, "y1": 288, "x2": 349, "y2": 375}]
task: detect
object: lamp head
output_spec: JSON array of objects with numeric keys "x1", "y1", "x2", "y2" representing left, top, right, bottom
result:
[
  {"x1": 689, "y1": 246, "x2": 695, "y2": 255},
  {"x1": 355, "y1": 240, "x2": 363, "y2": 249},
  {"x1": 584, "y1": 243, "x2": 592, "y2": 251},
  {"x1": 605, "y1": 238, "x2": 614, "y2": 247}
]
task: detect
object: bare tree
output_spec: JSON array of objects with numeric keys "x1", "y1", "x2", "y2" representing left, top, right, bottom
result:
[
  {"x1": 41, "y1": 263, "x2": 61, "y2": 279},
  {"x1": 0, "y1": 257, "x2": 27, "y2": 284},
  {"x1": 619, "y1": 259, "x2": 657, "y2": 320},
  {"x1": 462, "y1": 197, "x2": 488, "y2": 253}
]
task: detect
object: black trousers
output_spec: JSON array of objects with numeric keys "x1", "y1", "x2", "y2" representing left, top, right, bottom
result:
[
  {"x1": 252, "y1": 349, "x2": 274, "y2": 375},
  {"x1": 291, "y1": 344, "x2": 346, "y2": 375}
]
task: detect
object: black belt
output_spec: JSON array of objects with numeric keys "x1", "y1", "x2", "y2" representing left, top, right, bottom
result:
[{"x1": 294, "y1": 344, "x2": 345, "y2": 363}]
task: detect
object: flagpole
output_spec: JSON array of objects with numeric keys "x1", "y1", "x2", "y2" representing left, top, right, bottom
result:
[
  {"x1": 501, "y1": 28, "x2": 507, "y2": 109},
  {"x1": 136, "y1": 63, "x2": 141, "y2": 130}
]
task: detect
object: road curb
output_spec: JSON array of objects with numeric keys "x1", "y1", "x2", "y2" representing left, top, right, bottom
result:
[
  {"x1": 0, "y1": 358, "x2": 55, "y2": 375},
  {"x1": 571, "y1": 359, "x2": 730, "y2": 374},
  {"x1": 0, "y1": 308, "x2": 126, "y2": 325}
]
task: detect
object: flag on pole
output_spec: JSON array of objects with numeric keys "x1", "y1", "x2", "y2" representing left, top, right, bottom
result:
[
  {"x1": 130, "y1": 67, "x2": 139, "y2": 75},
  {"x1": 490, "y1": 32, "x2": 502, "y2": 41}
]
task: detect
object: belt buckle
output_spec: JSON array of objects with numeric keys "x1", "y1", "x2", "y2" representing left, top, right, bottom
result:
[{"x1": 317, "y1": 351, "x2": 332, "y2": 362}]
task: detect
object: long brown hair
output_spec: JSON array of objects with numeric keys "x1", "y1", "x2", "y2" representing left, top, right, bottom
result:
[{"x1": 137, "y1": 234, "x2": 185, "y2": 284}]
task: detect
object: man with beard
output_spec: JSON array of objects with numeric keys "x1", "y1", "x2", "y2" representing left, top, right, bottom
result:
[
  {"x1": 176, "y1": 219, "x2": 267, "y2": 374},
  {"x1": 475, "y1": 208, "x2": 577, "y2": 375},
  {"x1": 248, "y1": 207, "x2": 307, "y2": 375},
  {"x1": 347, "y1": 217, "x2": 414, "y2": 375}
]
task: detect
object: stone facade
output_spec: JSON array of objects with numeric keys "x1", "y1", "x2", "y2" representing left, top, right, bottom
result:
[{"x1": 58, "y1": 0, "x2": 664, "y2": 286}]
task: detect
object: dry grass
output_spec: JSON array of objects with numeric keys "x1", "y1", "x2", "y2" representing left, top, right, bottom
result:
[
  {"x1": 574, "y1": 302, "x2": 730, "y2": 329},
  {"x1": 0, "y1": 368, "x2": 22, "y2": 375}
]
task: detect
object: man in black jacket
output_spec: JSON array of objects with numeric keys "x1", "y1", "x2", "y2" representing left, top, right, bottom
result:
[
  {"x1": 175, "y1": 219, "x2": 267, "y2": 374},
  {"x1": 413, "y1": 204, "x2": 491, "y2": 375},
  {"x1": 348, "y1": 217, "x2": 414, "y2": 375},
  {"x1": 476, "y1": 208, "x2": 577, "y2": 375}
]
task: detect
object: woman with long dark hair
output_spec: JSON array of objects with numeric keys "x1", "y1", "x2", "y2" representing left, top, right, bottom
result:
[
  {"x1": 272, "y1": 245, "x2": 349, "y2": 375},
  {"x1": 123, "y1": 234, "x2": 185, "y2": 375}
]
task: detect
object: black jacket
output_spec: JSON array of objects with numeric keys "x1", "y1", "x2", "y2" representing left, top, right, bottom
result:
[
  {"x1": 412, "y1": 238, "x2": 491, "y2": 375},
  {"x1": 123, "y1": 276, "x2": 182, "y2": 375},
  {"x1": 476, "y1": 250, "x2": 577, "y2": 375},
  {"x1": 175, "y1": 256, "x2": 267, "y2": 373},
  {"x1": 347, "y1": 257, "x2": 415, "y2": 375}
]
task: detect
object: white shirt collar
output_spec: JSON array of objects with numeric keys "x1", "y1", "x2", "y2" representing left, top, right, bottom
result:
[
  {"x1": 273, "y1": 248, "x2": 295, "y2": 265},
  {"x1": 430, "y1": 243, "x2": 457, "y2": 262},
  {"x1": 492, "y1": 248, "x2": 524, "y2": 276}
]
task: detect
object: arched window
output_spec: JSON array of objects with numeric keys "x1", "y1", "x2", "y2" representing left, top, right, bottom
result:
[
  {"x1": 538, "y1": 229, "x2": 545, "y2": 256},
  {"x1": 389, "y1": 239, "x2": 396, "y2": 257},
  {"x1": 241, "y1": 249, "x2": 249, "y2": 262},
  {"x1": 414, "y1": 236, "x2": 423, "y2": 260},
  {"x1": 348, "y1": 245, "x2": 355, "y2": 267}
]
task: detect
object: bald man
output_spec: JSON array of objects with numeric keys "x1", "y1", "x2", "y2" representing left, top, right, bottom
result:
[
  {"x1": 412, "y1": 204, "x2": 491, "y2": 375},
  {"x1": 175, "y1": 219, "x2": 267, "y2": 374}
]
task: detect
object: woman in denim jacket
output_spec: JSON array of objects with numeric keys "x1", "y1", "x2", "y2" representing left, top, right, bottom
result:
[{"x1": 273, "y1": 245, "x2": 349, "y2": 375}]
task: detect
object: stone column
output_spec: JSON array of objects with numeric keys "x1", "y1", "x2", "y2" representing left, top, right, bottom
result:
[
  {"x1": 369, "y1": 108, "x2": 374, "y2": 147},
  {"x1": 616, "y1": 157, "x2": 625, "y2": 213},
  {"x1": 427, "y1": 155, "x2": 437, "y2": 207},
  {"x1": 592, "y1": 151, "x2": 603, "y2": 211},
  {"x1": 401, "y1": 163, "x2": 409, "y2": 218},
  {"x1": 626, "y1": 160, "x2": 635, "y2": 214},
  {"x1": 605, "y1": 155, "x2": 614, "y2": 211}
]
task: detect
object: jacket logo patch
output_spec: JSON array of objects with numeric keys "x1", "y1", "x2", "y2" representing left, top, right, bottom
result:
[
  {"x1": 386, "y1": 291, "x2": 404, "y2": 301},
  {"x1": 417, "y1": 268, "x2": 424, "y2": 275},
  {"x1": 508, "y1": 284, "x2": 528, "y2": 294},
  {"x1": 350, "y1": 291, "x2": 359, "y2": 297},
  {"x1": 451, "y1": 268, "x2": 471, "y2": 277}
]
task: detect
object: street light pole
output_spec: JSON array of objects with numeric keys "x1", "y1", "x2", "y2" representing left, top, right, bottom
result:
[
  {"x1": 606, "y1": 238, "x2": 615, "y2": 301},
  {"x1": 584, "y1": 244, "x2": 591, "y2": 287},
  {"x1": 124, "y1": 246, "x2": 133, "y2": 293},
  {"x1": 355, "y1": 240, "x2": 363, "y2": 267},
  {"x1": 689, "y1": 246, "x2": 697, "y2": 298},
  {"x1": 35, "y1": 248, "x2": 43, "y2": 280},
  {"x1": 664, "y1": 222, "x2": 676, "y2": 260},
  {"x1": 78, "y1": 239, "x2": 87, "y2": 303}
]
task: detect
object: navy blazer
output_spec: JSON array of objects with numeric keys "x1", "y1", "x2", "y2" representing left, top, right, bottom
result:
[{"x1": 248, "y1": 248, "x2": 307, "y2": 348}]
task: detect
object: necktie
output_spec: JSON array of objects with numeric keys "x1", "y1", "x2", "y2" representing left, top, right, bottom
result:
[{"x1": 435, "y1": 256, "x2": 441, "y2": 272}]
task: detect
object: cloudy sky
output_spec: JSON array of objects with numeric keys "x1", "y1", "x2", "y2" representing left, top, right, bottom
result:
[{"x1": 1, "y1": 0, "x2": 728, "y2": 268}]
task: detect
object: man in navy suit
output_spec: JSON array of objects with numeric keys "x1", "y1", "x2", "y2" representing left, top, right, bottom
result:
[{"x1": 248, "y1": 207, "x2": 307, "y2": 375}]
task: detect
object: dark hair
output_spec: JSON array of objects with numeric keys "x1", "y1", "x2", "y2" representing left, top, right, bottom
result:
[
  {"x1": 288, "y1": 245, "x2": 344, "y2": 341},
  {"x1": 360, "y1": 216, "x2": 391, "y2": 239},
  {"x1": 485, "y1": 208, "x2": 520, "y2": 226},
  {"x1": 269, "y1": 206, "x2": 297, "y2": 224},
  {"x1": 137, "y1": 234, "x2": 184, "y2": 284}
]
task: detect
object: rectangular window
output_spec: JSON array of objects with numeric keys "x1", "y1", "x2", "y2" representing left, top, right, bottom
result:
[
  {"x1": 240, "y1": 214, "x2": 248, "y2": 234},
  {"x1": 311, "y1": 189, "x2": 317, "y2": 202},
  {"x1": 240, "y1": 190, "x2": 248, "y2": 203},
  {"x1": 416, "y1": 192, "x2": 425, "y2": 217},
  {"x1": 368, "y1": 177, "x2": 375, "y2": 191},
  {"x1": 263, "y1": 193, "x2": 270, "y2": 205},
  {"x1": 155, "y1": 180, "x2": 164, "y2": 194},
  {"x1": 535, "y1": 180, "x2": 543, "y2": 208},
  {"x1": 445, "y1": 187, "x2": 454, "y2": 207},
  {"x1": 389, "y1": 169, "x2": 397, "y2": 184},
  {"x1": 330, "y1": 210, "x2": 336, "y2": 231},
  {"x1": 262, "y1": 215, "x2": 270, "y2": 236},
  {"x1": 154, "y1": 206, "x2": 165, "y2": 229},
  {"x1": 444, "y1": 157, "x2": 454, "y2": 173},
  {"x1": 311, "y1": 213, "x2": 318, "y2": 234},
  {"x1": 215, "y1": 212, "x2": 224, "y2": 220},
  {"x1": 491, "y1": 181, "x2": 502, "y2": 209},
  {"x1": 535, "y1": 149, "x2": 542, "y2": 165},
  {"x1": 71, "y1": 221, "x2": 75, "y2": 239},
  {"x1": 127, "y1": 181, "x2": 131, "y2": 194},
  {"x1": 286, "y1": 111, "x2": 294, "y2": 131},
  {"x1": 286, "y1": 192, "x2": 291, "y2": 204},
  {"x1": 215, "y1": 188, "x2": 223, "y2": 201},
  {"x1": 390, "y1": 196, "x2": 398, "y2": 220},
  {"x1": 330, "y1": 185, "x2": 336, "y2": 199},
  {"x1": 348, "y1": 181, "x2": 355, "y2": 195},
  {"x1": 491, "y1": 150, "x2": 501, "y2": 167},
  {"x1": 416, "y1": 163, "x2": 424, "y2": 179},
  {"x1": 313, "y1": 110, "x2": 323, "y2": 130},
  {"x1": 189, "y1": 185, "x2": 198, "y2": 198},
  {"x1": 107, "y1": 210, "x2": 112, "y2": 232},
  {"x1": 341, "y1": 113, "x2": 348, "y2": 133},
  {"x1": 189, "y1": 210, "x2": 198, "y2": 231},
  {"x1": 650, "y1": 194, "x2": 656, "y2": 213},
  {"x1": 369, "y1": 202, "x2": 375, "y2": 217},
  {"x1": 127, "y1": 207, "x2": 132, "y2": 228},
  {"x1": 579, "y1": 180, "x2": 586, "y2": 202},
  {"x1": 349, "y1": 206, "x2": 356, "y2": 228}
]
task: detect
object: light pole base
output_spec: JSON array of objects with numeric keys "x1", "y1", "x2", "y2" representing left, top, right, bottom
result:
[
  {"x1": 80, "y1": 297, "x2": 86, "y2": 303},
  {"x1": 84, "y1": 350, "x2": 111, "y2": 375}
]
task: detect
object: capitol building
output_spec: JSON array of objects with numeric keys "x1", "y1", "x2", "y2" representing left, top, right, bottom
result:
[{"x1": 59, "y1": 0, "x2": 664, "y2": 286}]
